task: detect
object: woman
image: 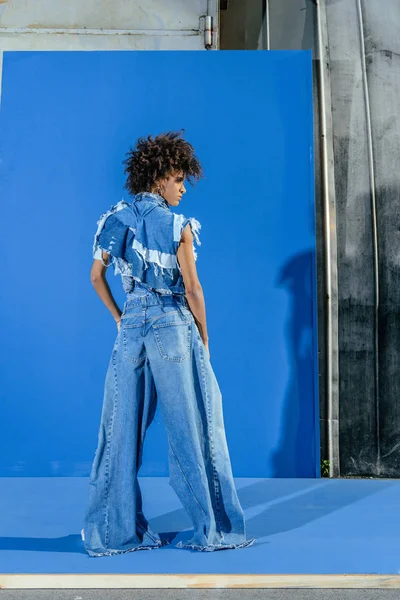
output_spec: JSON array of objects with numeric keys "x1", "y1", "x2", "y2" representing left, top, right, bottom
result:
[{"x1": 81, "y1": 130, "x2": 255, "y2": 556}]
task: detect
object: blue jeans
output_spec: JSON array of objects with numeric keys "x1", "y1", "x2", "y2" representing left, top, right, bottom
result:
[{"x1": 82, "y1": 283, "x2": 255, "y2": 556}]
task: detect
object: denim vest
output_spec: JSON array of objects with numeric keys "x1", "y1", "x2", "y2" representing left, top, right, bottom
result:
[{"x1": 92, "y1": 192, "x2": 201, "y2": 295}]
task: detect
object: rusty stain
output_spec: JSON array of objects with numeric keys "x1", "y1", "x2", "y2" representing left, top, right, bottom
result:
[
  {"x1": 25, "y1": 25, "x2": 66, "y2": 34},
  {"x1": 11, "y1": 25, "x2": 199, "y2": 36},
  {"x1": 26, "y1": 23, "x2": 85, "y2": 28}
]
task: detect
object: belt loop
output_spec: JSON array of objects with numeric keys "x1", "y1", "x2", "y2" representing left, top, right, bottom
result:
[
  {"x1": 177, "y1": 302, "x2": 184, "y2": 319},
  {"x1": 141, "y1": 296, "x2": 147, "y2": 309},
  {"x1": 177, "y1": 295, "x2": 188, "y2": 319}
]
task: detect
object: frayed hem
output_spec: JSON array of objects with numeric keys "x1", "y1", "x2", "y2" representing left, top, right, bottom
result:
[
  {"x1": 85, "y1": 538, "x2": 170, "y2": 557},
  {"x1": 175, "y1": 537, "x2": 256, "y2": 552}
]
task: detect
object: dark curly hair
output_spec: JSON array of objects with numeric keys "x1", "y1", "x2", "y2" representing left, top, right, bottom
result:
[{"x1": 123, "y1": 129, "x2": 204, "y2": 196}]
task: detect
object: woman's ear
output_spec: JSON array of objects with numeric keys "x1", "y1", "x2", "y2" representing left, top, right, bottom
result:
[
  {"x1": 158, "y1": 179, "x2": 166, "y2": 195},
  {"x1": 152, "y1": 178, "x2": 161, "y2": 193}
]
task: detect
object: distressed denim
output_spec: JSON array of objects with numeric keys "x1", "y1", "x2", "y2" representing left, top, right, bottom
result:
[
  {"x1": 81, "y1": 283, "x2": 256, "y2": 556},
  {"x1": 92, "y1": 192, "x2": 202, "y2": 295}
]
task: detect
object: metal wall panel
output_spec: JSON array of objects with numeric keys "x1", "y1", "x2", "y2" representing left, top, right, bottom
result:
[
  {"x1": 361, "y1": 0, "x2": 400, "y2": 475},
  {"x1": 220, "y1": 0, "x2": 266, "y2": 49},
  {"x1": 0, "y1": 0, "x2": 218, "y2": 50},
  {"x1": 325, "y1": 0, "x2": 377, "y2": 475},
  {"x1": 267, "y1": 0, "x2": 400, "y2": 476}
]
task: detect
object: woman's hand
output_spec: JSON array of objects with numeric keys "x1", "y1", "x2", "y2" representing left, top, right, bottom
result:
[{"x1": 116, "y1": 318, "x2": 121, "y2": 332}]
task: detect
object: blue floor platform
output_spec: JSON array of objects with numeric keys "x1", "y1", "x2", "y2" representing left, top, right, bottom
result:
[{"x1": 1, "y1": 477, "x2": 400, "y2": 576}]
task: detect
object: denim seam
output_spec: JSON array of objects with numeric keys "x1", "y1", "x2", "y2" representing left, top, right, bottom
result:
[
  {"x1": 197, "y1": 333, "x2": 223, "y2": 534},
  {"x1": 122, "y1": 327, "x2": 146, "y2": 364},
  {"x1": 136, "y1": 520, "x2": 160, "y2": 544},
  {"x1": 151, "y1": 309, "x2": 182, "y2": 323},
  {"x1": 104, "y1": 349, "x2": 119, "y2": 548},
  {"x1": 168, "y1": 440, "x2": 208, "y2": 519},
  {"x1": 122, "y1": 309, "x2": 181, "y2": 325},
  {"x1": 152, "y1": 319, "x2": 190, "y2": 329},
  {"x1": 130, "y1": 275, "x2": 175, "y2": 295}
]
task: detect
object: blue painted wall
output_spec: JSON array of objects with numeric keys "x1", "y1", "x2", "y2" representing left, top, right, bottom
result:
[{"x1": 0, "y1": 50, "x2": 319, "y2": 478}]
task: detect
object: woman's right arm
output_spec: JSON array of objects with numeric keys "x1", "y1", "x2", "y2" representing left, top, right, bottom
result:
[
  {"x1": 90, "y1": 251, "x2": 123, "y2": 330},
  {"x1": 177, "y1": 224, "x2": 209, "y2": 355}
]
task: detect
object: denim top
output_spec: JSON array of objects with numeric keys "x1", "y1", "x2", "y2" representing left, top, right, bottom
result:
[{"x1": 92, "y1": 191, "x2": 201, "y2": 295}]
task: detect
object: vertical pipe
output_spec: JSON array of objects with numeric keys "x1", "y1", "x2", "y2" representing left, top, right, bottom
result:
[
  {"x1": 265, "y1": 0, "x2": 270, "y2": 50},
  {"x1": 315, "y1": 0, "x2": 340, "y2": 476},
  {"x1": 0, "y1": 51, "x2": 3, "y2": 107},
  {"x1": 356, "y1": 0, "x2": 380, "y2": 472}
]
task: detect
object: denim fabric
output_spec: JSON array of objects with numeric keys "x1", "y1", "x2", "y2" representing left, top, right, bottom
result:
[
  {"x1": 92, "y1": 192, "x2": 201, "y2": 296},
  {"x1": 81, "y1": 283, "x2": 256, "y2": 556}
]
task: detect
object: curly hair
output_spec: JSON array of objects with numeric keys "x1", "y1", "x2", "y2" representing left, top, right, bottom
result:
[{"x1": 123, "y1": 129, "x2": 204, "y2": 196}]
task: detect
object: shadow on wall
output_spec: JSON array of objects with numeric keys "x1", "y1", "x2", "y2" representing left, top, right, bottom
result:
[
  {"x1": 271, "y1": 248, "x2": 317, "y2": 477},
  {"x1": 270, "y1": 191, "x2": 319, "y2": 477}
]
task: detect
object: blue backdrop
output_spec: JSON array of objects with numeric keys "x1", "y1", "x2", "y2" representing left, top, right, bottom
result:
[{"x1": 0, "y1": 50, "x2": 319, "y2": 478}]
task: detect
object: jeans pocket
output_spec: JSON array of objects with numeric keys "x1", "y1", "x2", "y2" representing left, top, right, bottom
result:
[{"x1": 152, "y1": 319, "x2": 192, "y2": 362}]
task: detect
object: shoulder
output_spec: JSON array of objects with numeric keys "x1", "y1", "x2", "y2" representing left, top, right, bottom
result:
[
  {"x1": 92, "y1": 200, "x2": 136, "y2": 259},
  {"x1": 173, "y1": 213, "x2": 202, "y2": 245},
  {"x1": 95, "y1": 200, "x2": 135, "y2": 229}
]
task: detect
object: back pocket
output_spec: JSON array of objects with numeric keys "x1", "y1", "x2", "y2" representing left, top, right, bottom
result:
[{"x1": 152, "y1": 313, "x2": 192, "y2": 362}]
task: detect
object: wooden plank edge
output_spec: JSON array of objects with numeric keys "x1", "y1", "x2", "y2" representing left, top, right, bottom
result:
[{"x1": 1, "y1": 574, "x2": 400, "y2": 589}]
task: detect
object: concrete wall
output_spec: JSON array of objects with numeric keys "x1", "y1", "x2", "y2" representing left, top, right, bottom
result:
[{"x1": 326, "y1": 0, "x2": 400, "y2": 476}]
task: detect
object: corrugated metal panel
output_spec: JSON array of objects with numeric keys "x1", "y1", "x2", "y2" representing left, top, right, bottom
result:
[
  {"x1": 322, "y1": 0, "x2": 400, "y2": 477},
  {"x1": 269, "y1": 0, "x2": 316, "y2": 51},
  {"x1": 360, "y1": 0, "x2": 400, "y2": 476},
  {"x1": 266, "y1": 0, "x2": 400, "y2": 477},
  {"x1": 325, "y1": 0, "x2": 377, "y2": 476},
  {"x1": 219, "y1": 0, "x2": 266, "y2": 49}
]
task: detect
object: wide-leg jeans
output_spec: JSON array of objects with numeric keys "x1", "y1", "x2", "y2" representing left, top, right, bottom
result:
[{"x1": 82, "y1": 285, "x2": 255, "y2": 556}]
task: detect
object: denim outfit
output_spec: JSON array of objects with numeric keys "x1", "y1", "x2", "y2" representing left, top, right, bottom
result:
[
  {"x1": 81, "y1": 192, "x2": 255, "y2": 556},
  {"x1": 91, "y1": 191, "x2": 202, "y2": 296}
]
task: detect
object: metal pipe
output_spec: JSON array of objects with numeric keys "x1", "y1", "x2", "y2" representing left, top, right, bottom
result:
[
  {"x1": 0, "y1": 27, "x2": 199, "y2": 36},
  {"x1": 315, "y1": 0, "x2": 340, "y2": 476},
  {"x1": 265, "y1": 0, "x2": 270, "y2": 50},
  {"x1": 204, "y1": 15, "x2": 212, "y2": 48},
  {"x1": 265, "y1": 0, "x2": 271, "y2": 50},
  {"x1": 356, "y1": 0, "x2": 381, "y2": 473},
  {"x1": 0, "y1": 52, "x2": 3, "y2": 107}
]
